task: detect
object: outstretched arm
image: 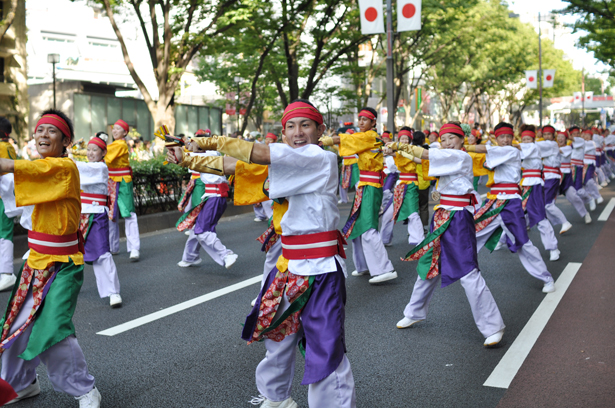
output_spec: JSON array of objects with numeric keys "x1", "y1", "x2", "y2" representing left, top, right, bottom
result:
[{"x1": 0, "y1": 158, "x2": 14, "y2": 173}]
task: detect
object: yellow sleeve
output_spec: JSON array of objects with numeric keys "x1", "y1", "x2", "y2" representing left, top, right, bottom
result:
[
  {"x1": 338, "y1": 130, "x2": 379, "y2": 156},
  {"x1": 233, "y1": 162, "x2": 269, "y2": 206},
  {"x1": 469, "y1": 152, "x2": 488, "y2": 176},
  {"x1": 272, "y1": 200, "x2": 289, "y2": 235},
  {"x1": 420, "y1": 159, "x2": 436, "y2": 181},
  {"x1": 0, "y1": 143, "x2": 16, "y2": 160},
  {"x1": 105, "y1": 141, "x2": 128, "y2": 166},
  {"x1": 14, "y1": 158, "x2": 78, "y2": 207}
]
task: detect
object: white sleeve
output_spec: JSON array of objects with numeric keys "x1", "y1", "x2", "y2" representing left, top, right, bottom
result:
[
  {"x1": 485, "y1": 146, "x2": 520, "y2": 168},
  {"x1": 268, "y1": 144, "x2": 334, "y2": 198},
  {"x1": 385, "y1": 155, "x2": 397, "y2": 173},
  {"x1": 0, "y1": 174, "x2": 21, "y2": 218},
  {"x1": 572, "y1": 137, "x2": 585, "y2": 149},
  {"x1": 427, "y1": 149, "x2": 469, "y2": 177},
  {"x1": 584, "y1": 141, "x2": 596, "y2": 153},
  {"x1": 536, "y1": 140, "x2": 559, "y2": 158},
  {"x1": 76, "y1": 162, "x2": 108, "y2": 186},
  {"x1": 560, "y1": 145, "x2": 572, "y2": 158},
  {"x1": 519, "y1": 143, "x2": 537, "y2": 160}
]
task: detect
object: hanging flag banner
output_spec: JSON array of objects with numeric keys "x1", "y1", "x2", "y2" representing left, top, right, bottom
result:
[
  {"x1": 543, "y1": 69, "x2": 555, "y2": 88},
  {"x1": 397, "y1": 0, "x2": 422, "y2": 32},
  {"x1": 525, "y1": 70, "x2": 537, "y2": 89},
  {"x1": 585, "y1": 91, "x2": 594, "y2": 102},
  {"x1": 359, "y1": 0, "x2": 384, "y2": 35},
  {"x1": 573, "y1": 92, "x2": 582, "y2": 104}
]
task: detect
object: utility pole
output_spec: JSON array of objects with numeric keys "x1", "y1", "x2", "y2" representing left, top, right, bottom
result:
[
  {"x1": 385, "y1": 0, "x2": 395, "y2": 136},
  {"x1": 581, "y1": 70, "x2": 586, "y2": 127}
]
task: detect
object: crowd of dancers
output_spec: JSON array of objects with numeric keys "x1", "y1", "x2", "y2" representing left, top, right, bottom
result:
[{"x1": 0, "y1": 101, "x2": 612, "y2": 407}]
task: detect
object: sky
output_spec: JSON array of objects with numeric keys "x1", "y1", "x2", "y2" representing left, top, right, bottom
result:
[{"x1": 508, "y1": 0, "x2": 609, "y2": 78}]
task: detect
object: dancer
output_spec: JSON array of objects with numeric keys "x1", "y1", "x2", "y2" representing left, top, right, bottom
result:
[
  {"x1": 580, "y1": 129, "x2": 604, "y2": 209},
  {"x1": 555, "y1": 131, "x2": 591, "y2": 223},
  {"x1": 0, "y1": 117, "x2": 18, "y2": 292},
  {"x1": 540, "y1": 125, "x2": 573, "y2": 233},
  {"x1": 168, "y1": 99, "x2": 356, "y2": 408},
  {"x1": 105, "y1": 119, "x2": 140, "y2": 261},
  {"x1": 380, "y1": 130, "x2": 399, "y2": 246},
  {"x1": 0, "y1": 110, "x2": 101, "y2": 407},
  {"x1": 326, "y1": 107, "x2": 397, "y2": 284},
  {"x1": 467, "y1": 122, "x2": 556, "y2": 293},
  {"x1": 176, "y1": 132, "x2": 238, "y2": 269},
  {"x1": 518, "y1": 125, "x2": 560, "y2": 261},
  {"x1": 387, "y1": 122, "x2": 505, "y2": 347},
  {"x1": 76, "y1": 133, "x2": 122, "y2": 307}
]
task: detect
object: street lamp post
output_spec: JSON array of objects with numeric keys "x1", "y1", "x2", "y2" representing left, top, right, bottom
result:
[
  {"x1": 233, "y1": 77, "x2": 243, "y2": 134},
  {"x1": 47, "y1": 53, "x2": 60, "y2": 109},
  {"x1": 385, "y1": 0, "x2": 395, "y2": 136}
]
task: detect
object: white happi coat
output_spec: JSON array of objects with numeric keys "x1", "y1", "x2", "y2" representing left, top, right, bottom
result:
[{"x1": 76, "y1": 161, "x2": 109, "y2": 214}]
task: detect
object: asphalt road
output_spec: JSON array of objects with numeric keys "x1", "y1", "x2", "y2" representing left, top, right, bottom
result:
[{"x1": 1, "y1": 183, "x2": 613, "y2": 408}]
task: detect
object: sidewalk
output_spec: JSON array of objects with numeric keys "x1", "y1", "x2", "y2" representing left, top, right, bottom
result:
[{"x1": 497, "y1": 198, "x2": 615, "y2": 407}]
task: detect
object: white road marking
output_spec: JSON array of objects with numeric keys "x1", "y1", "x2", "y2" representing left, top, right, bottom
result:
[
  {"x1": 483, "y1": 262, "x2": 582, "y2": 389},
  {"x1": 597, "y1": 198, "x2": 615, "y2": 221},
  {"x1": 97, "y1": 275, "x2": 262, "y2": 336}
]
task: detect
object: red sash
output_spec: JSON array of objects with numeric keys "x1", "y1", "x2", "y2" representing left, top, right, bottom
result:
[
  {"x1": 399, "y1": 172, "x2": 418, "y2": 182},
  {"x1": 281, "y1": 230, "x2": 346, "y2": 260},
  {"x1": 359, "y1": 170, "x2": 384, "y2": 185},
  {"x1": 80, "y1": 192, "x2": 108, "y2": 206},
  {"x1": 571, "y1": 158, "x2": 584, "y2": 166},
  {"x1": 28, "y1": 231, "x2": 83, "y2": 255},
  {"x1": 204, "y1": 183, "x2": 229, "y2": 197},
  {"x1": 560, "y1": 162, "x2": 571, "y2": 170},
  {"x1": 108, "y1": 166, "x2": 132, "y2": 177},
  {"x1": 439, "y1": 193, "x2": 477, "y2": 207},
  {"x1": 522, "y1": 169, "x2": 542, "y2": 178},
  {"x1": 584, "y1": 154, "x2": 595, "y2": 161},
  {"x1": 543, "y1": 166, "x2": 560, "y2": 177},
  {"x1": 490, "y1": 183, "x2": 521, "y2": 196}
]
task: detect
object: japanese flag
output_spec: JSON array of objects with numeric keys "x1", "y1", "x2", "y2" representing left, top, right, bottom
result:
[
  {"x1": 525, "y1": 70, "x2": 537, "y2": 89},
  {"x1": 585, "y1": 91, "x2": 594, "y2": 102},
  {"x1": 397, "y1": 0, "x2": 422, "y2": 32},
  {"x1": 359, "y1": 0, "x2": 384, "y2": 35},
  {"x1": 543, "y1": 69, "x2": 555, "y2": 88},
  {"x1": 573, "y1": 92, "x2": 582, "y2": 103}
]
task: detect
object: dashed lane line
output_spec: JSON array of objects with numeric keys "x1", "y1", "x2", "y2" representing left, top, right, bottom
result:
[
  {"x1": 483, "y1": 262, "x2": 582, "y2": 389},
  {"x1": 597, "y1": 197, "x2": 615, "y2": 221},
  {"x1": 97, "y1": 275, "x2": 262, "y2": 336}
]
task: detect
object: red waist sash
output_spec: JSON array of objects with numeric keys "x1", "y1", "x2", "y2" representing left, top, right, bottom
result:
[
  {"x1": 399, "y1": 172, "x2": 418, "y2": 182},
  {"x1": 522, "y1": 169, "x2": 542, "y2": 178},
  {"x1": 281, "y1": 230, "x2": 347, "y2": 260},
  {"x1": 490, "y1": 183, "x2": 521, "y2": 196},
  {"x1": 28, "y1": 231, "x2": 83, "y2": 256},
  {"x1": 571, "y1": 158, "x2": 584, "y2": 166},
  {"x1": 584, "y1": 154, "x2": 595, "y2": 161},
  {"x1": 560, "y1": 162, "x2": 571, "y2": 170},
  {"x1": 543, "y1": 166, "x2": 560, "y2": 176},
  {"x1": 359, "y1": 170, "x2": 384, "y2": 184},
  {"x1": 80, "y1": 192, "x2": 108, "y2": 206},
  {"x1": 108, "y1": 166, "x2": 132, "y2": 177},
  {"x1": 439, "y1": 193, "x2": 477, "y2": 207},
  {"x1": 204, "y1": 183, "x2": 229, "y2": 197}
]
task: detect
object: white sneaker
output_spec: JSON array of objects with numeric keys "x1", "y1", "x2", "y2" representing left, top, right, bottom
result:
[
  {"x1": 177, "y1": 258, "x2": 203, "y2": 268},
  {"x1": 598, "y1": 184, "x2": 604, "y2": 190},
  {"x1": 129, "y1": 250, "x2": 140, "y2": 262},
  {"x1": 601, "y1": 181, "x2": 608, "y2": 187},
  {"x1": 384, "y1": 243, "x2": 393, "y2": 247},
  {"x1": 5, "y1": 377, "x2": 40, "y2": 405},
  {"x1": 585, "y1": 213, "x2": 592, "y2": 224},
  {"x1": 396, "y1": 317, "x2": 424, "y2": 329},
  {"x1": 542, "y1": 278, "x2": 556, "y2": 293},
  {"x1": 351, "y1": 270, "x2": 369, "y2": 276},
  {"x1": 589, "y1": 199, "x2": 597, "y2": 211},
  {"x1": 369, "y1": 271, "x2": 398, "y2": 284},
  {"x1": 251, "y1": 297, "x2": 257, "y2": 307},
  {"x1": 224, "y1": 253, "x2": 238, "y2": 269},
  {"x1": 559, "y1": 221, "x2": 573, "y2": 235},
  {"x1": 0, "y1": 273, "x2": 16, "y2": 292},
  {"x1": 484, "y1": 329, "x2": 505, "y2": 347},
  {"x1": 254, "y1": 217, "x2": 264, "y2": 222},
  {"x1": 597, "y1": 196, "x2": 604, "y2": 204},
  {"x1": 255, "y1": 396, "x2": 298, "y2": 408},
  {"x1": 110, "y1": 251, "x2": 119, "y2": 255},
  {"x1": 611, "y1": 173, "x2": 615, "y2": 180},
  {"x1": 75, "y1": 387, "x2": 101, "y2": 408},
  {"x1": 549, "y1": 249, "x2": 560, "y2": 261},
  {"x1": 184, "y1": 229, "x2": 191, "y2": 236},
  {"x1": 109, "y1": 294, "x2": 122, "y2": 308}
]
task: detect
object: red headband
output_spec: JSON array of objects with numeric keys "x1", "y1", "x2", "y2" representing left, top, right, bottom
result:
[
  {"x1": 542, "y1": 125, "x2": 555, "y2": 134},
  {"x1": 115, "y1": 119, "x2": 129, "y2": 132},
  {"x1": 430, "y1": 131, "x2": 439, "y2": 137},
  {"x1": 495, "y1": 127, "x2": 514, "y2": 137},
  {"x1": 281, "y1": 102, "x2": 323, "y2": 128},
  {"x1": 557, "y1": 131, "x2": 567, "y2": 137},
  {"x1": 266, "y1": 132, "x2": 277, "y2": 140},
  {"x1": 398, "y1": 129, "x2": 413, "y2": 139},
  {"x1": 471, "y1": 129, "x2": 480, "y2": 137},
  {"x1": 358, "y1": 109, "x2": 376, "y2": 121},
  {"x1": 521, "y1": 130, "x2": 536, "y2": 139},
  {"x1": 88, "y1": 136, "x2": 107, "y2": 151},
  {"x1": 439, "y1": 123, "x2": 465, "y2": 138},
  {"x1": 346, "y1": 129, "x2": 355, "y2": 134},
  {"x1": 582, "y1": 129, "x2": 592, "y2": 135},
  {"x1": 36, "y1": 114, "x2": 72, "y2": 141},
  {"x1": 195, "y1": 129, "x2": 211, "y2": 137}
]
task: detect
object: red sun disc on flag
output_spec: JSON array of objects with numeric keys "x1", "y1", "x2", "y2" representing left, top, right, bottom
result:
[
  {"x1": 402, "y1": 3, "x2": 416, "y2": 18},
  {"x1": 546, "y1": 75, "x2": 553, "y2": 81},
  {"x1": 365, "y1": 7, "x2": 378, "y2": 22},
  {"x1": 529, "y1": 76, "x2": 535, "y2": 82}
]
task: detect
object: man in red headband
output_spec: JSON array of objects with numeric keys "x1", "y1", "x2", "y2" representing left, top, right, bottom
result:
[
  {"x1": 105, "y1": 119, "x2": 140, "y2": 261},
  {"x1": 0, "y1": 117, "x2": 18, "y2": 293},
  {"x1": 517, "y1": 125, "x2": 562, "y2": 260},
  {"x1": 579, "y1": 129, "x2": 605, "y2": 209},
  {"x1": 265, "y1": 132, "x2": 278, "y2": 145},
  {"x1": 428, "y1": 131, "x2": 440, "y2": 148},
  {"x1": 74, "y1": 133, "x2": 123, "y2": 308},
  {"x1": 320, "y1": 107, "x2": 398, "y2": 284},
  {"x1": 465, "y1": 122, "x2": 556, "y2": 294},
  {"x1": 554, "y1": 130, "x2": 591, "y2": 223},
  {"x1": 386, "y1": 122, "x2": 505, "y2": 346},
  {"x1": 0, "y1": 109, "x2": 101, "y2": 406},
  {"x1": 166, "y1": 99, "x2": 356, "y2": 408}
]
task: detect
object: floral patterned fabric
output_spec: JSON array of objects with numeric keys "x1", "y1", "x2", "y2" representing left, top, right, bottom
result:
[
  {"x1": 340, "y1": 165, "x2": 352, "y2": 189},
  {"x1": 107, "y1": 179, "x2": 118, "y2": 221},
  {"x1": 256, "y1": 223, "x2": 280, "y2": 253},
  {"x1": 521, "y1": 186, "x2": 532, "y2": 211},
  {"x1": 248, "y1": 268, "x2": 311, "y2": 344},
  {"x1": 342, "y1": 185, "x2": 364, "y2": 239},
  {"x1": 176, "y1": 201, "x2": 206, "y2": 232},
  {"x1": 0, "y1": 262, "x2": 58, "y2": 354},
  {"x1": 392, "y1": 184, "x2": 407, "y2": 221},
  {"x1": 474, "y1": 199, "x2": 507, "y2": 233},
  {"x1": 177, "y1": 179, "x2": 196, "y2": 212}
]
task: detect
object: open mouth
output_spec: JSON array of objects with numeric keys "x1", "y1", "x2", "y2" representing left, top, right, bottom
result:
[
  {"x1": 294, "y1": 139, "x2": 307, "y2": 147},
  {"x1": 39, "y1": 141, "x2": 50, "y2": 147}
]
